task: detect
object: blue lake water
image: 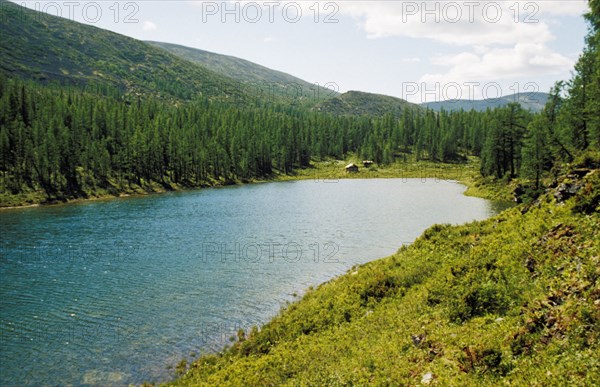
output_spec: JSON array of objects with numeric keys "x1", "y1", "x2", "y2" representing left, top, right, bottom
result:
[{"x1": 0, "y1": 179, "x2": 510, "y2": 386}]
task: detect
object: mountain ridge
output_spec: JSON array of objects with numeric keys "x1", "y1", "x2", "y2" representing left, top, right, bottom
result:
[
  {"x1": 146, "y1": 41, "x2": 338, "y2": 105},
  {"x1": 0, "y1": 0, "x2": 254, "y2": 103},
  {"x1": 421, "y1": 92, "x2": 550, "y2": 112}
]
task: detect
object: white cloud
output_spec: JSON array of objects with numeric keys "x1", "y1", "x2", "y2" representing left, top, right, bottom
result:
[
  {"x1": 531, "y1": 1, "x2": 589, "y2": 16},
  {"x1": 430, "y1": 52, "x2": 479, "y2": 67},
  {"x1": 337, "y1": 1, "x2": 583, "y2": 102},
  {"x1": 339, "y1": 1, "x2": 561, "y2": 46},
  {"x1": 402, "y1": 57, "x2": 421, "y2": 63},
  {"x1": 473, "y1": 45, "x2": 491, "y2": 55},
  {"x1": 264, "y1": 36, "x2": 278, "y2": 43},
  {"x1": 413, "y1": 43, "x2": 574, "y2": 102},
  {"x1": 423, "y1": 43, "x2": 573, "y2": 81},
  {"x1": 143, "y1": 21, "x2": 158, "y2": 32}
]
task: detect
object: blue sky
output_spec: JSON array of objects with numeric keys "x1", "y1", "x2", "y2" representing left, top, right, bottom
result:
[{"x1": 16, "y1": 1, "x2": 591, "y2": 103}]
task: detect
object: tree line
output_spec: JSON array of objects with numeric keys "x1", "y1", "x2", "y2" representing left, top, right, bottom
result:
[
  {"x1": 0, "y1": 76, "x2": 498, "y2": 200},
  {"x1": 481, "y1": 1, "x2": 599, "y2": 188}
]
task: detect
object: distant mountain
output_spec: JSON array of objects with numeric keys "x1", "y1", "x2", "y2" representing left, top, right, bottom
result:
[
  {"x1": 0, "y1": 0, "x2": 247, "y2": 102},
  {"x1": 147, "y1": 41, "x2": 338, "y2": 105},
  {"x1": 314, "y1": 90, "x2": 420, "y2": 117},
  {"x1": 421, "y1": 92, "x2": 550, "y2": 112}
]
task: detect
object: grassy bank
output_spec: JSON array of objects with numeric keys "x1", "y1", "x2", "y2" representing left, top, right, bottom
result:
[
  {"x1": 0, "y1": 157, "x2": 514, "y2": 208},
  {"x1": 0, "y1": 174, "x2": 256, "y2": 208},
  {"x1": 277, "y1": 157, "x2": 515, "y2": 202},
  {"x1": 168, "y1": 167, "x2": 599, "y2": 385}
]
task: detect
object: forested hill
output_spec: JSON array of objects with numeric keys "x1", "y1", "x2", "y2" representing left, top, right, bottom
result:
[
  {"x1": 0, "y1": 77, "x2": 497, "y2": 207},
  {"x1": 147, "y1": 41, "x2": 338, "y2": 105},
  {"x1": 314, "y1": 90, "x2": 420, "y2": 117},
  {"x1": 0, "y1": 0, "x2": 247, "y2": 102},
  {"x1": 422, "y1": 92, "x2": 550, "y2": 113}
]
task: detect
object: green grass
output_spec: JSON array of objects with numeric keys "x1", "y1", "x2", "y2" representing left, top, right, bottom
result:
[
  {"x1": 460, "y1": 174, "x2": 517, "y2": 202},
  {"x1": 0, "y1": 173, "x2": 238, "y2": 208},
  {"x1": 274, "y1": 156, "x2": 514, "y2": 202},
  {"x1": 167, "y1": 167, "x2": 599, "y2": 386},
  {"x1": 0, "y1": 189, "x2": 47, "y2": 208}
]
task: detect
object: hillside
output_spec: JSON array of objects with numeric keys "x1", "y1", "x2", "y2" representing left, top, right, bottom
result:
[
  {"x1": 147, "y1": 41, "x2": 338, "y2": 105},
  {"x1": 0, "y1": 0, "x2": 245, "y2": 102},
  {"x1": 314, "y1": 90, "x2": 420, "y2": 117},
  {"x1": 422, "y1": 92, "x2": 550, "y2": 113},
  {"x1": 171, "y1": 161, "x2": 600, "y2": 385}
]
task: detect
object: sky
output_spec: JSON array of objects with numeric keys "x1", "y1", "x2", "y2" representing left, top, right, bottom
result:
[{"x1": 15, "y1": 0, "x2": 592, "y2": 103}]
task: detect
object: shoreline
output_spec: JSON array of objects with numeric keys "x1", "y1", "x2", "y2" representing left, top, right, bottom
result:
[{"x1": 0, "y1": 159, "x2": 514, "y2": 210}]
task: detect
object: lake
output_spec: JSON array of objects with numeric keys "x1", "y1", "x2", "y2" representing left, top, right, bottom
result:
[{"x1": 0, "y1": 179, "x2": 510, "y2": 386}]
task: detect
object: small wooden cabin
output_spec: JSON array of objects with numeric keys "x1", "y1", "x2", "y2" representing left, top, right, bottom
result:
[
  {"x1": 363, "y1": 160, "x2": 374, "y2": 167},
  {"x1": 345, "y1": 163, "x2": 359, "y2": 173}
]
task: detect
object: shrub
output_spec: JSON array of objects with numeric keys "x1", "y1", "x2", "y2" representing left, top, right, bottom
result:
[{"x1": 572, "y1": 171, "x2": 600, "y2": 214}]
